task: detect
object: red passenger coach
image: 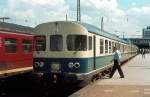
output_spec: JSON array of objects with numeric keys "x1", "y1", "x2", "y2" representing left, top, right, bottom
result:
[{"x1": 0, "y1": 29, "x2": 33, "y2": 78}]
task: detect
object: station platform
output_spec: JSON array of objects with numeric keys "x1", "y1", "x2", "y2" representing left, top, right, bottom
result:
[{"x1": 70, "y1": 54, "x2": 150, "y2": 97}]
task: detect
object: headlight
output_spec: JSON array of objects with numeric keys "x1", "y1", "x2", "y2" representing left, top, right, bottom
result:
[
  {"x1": 51, "y1": 63, "x2": 60, "y2": 71},
  {"x1": 68, "y1": 62, "x2": 74, "y2": 68},
  {"x1": 74, "y1": 62, "x2": 80, "y2": 68},
  {"x1": 34, "y1": 61, "x2": 44, "y2": 68},
  {"x1": 68, "y1": 62, "x2": 80, "y2": 69}
]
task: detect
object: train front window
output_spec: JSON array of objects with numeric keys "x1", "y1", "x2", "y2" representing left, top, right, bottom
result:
[
  {"x1": 23, "y1": 40, "x2": 32, "y2": 53},
  {"x1": 35, "y1": 36, "x2": 46, "y2": 51},
  {"x1": 50, "y1": 35, "x2": 63, "y2": 51},
  {"x1": 67, "y1": 35, "x2": 87, "y2": 51},
  {"x1": 4, "y1": 38, "x2": 17, "y2": 53},
  {"x1": 88, "y1": 36, "x2": 92, "y2": 50}
]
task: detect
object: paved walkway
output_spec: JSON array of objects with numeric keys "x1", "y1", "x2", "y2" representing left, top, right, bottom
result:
[{"x1": 70, "y1": 54, "x2": 150, "y2": 97}]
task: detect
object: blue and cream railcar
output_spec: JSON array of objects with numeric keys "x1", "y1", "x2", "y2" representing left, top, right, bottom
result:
[{"x1": 33, "y1": 21, "x2": 138, "y2": 82}]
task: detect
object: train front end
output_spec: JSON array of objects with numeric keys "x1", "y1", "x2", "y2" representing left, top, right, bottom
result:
[{"x1": 33, "y1": 21, "x2": 91, "y2": 83}]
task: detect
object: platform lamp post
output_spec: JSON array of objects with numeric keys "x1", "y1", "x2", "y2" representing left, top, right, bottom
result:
[
  {"x1": 0, "y1": 17, "x2": 10, "y2": 22},
  {"x1": 123, "y1": 32, "x2": 125, "y2": 39},
  {"x1": 66, "y1": 14, "x2": 68, "y2": 21},
  {"x1": 77, "y1": 0, "x2": 81, "y2": 22},
  {"x1": 101, "y1": 16, "x2": 104, "y2": 31}
]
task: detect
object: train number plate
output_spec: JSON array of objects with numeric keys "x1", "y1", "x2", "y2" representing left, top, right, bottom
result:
[{"x1": 51, "y1": 63, "x2": 60, "y2": 72}]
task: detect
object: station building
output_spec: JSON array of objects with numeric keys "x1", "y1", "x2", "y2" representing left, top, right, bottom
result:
[
  {"x1": 124, "y1": 26, "x2": 150, "y2": 49},
  {"x1": 126, "y1": 38, "x2": 150, "y2": 48},
  {"x1": 143, "y1": 26, "x2": 150, "y2": 38}
]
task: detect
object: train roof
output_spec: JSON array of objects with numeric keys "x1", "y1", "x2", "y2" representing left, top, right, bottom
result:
[
  {"x1": 79, "y1": 22, "x2": 129, "y2": 44},
  {"x1": 35, "y1": 21, "x2": 131, "y2": 44},
  {"x1": 0, "y1": 21, "x2": 34, "y2": 34}
]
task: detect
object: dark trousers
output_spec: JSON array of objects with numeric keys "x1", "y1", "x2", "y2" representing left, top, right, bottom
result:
[{"x1": 110, "y1": 60, "x2": 124, "y2": 78}]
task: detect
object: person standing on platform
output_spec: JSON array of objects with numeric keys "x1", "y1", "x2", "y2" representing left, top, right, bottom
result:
[
  {"x1": 142, "y1": 49, "x2": 145, "y2": 59},
  {"x1": 109, "y1": 46, "x2": 124, "y2": 78}
]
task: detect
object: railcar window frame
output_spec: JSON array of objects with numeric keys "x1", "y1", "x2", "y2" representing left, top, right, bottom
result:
[
  {"x1": 112, "y1": 42, "x2": 114, "y2": 53},
  {"x1": 109, "y1": 41, "x2": 111, "y2": 53},
  {"x1": 100, "y1": 39, "x2": 104, "y2": 54},
  {"x1": 118, "y1": 43, "x2": 120, "y2": 50},
  {"x1": 123, "y1": 45, "x2": 125, "y2": 52},
  {"x1": 4, "y1": 38, "x2": 17, "y2": 53},
  {"x1": 120, "y1": 44, "x2": 123, "y2": 52},
  {"x1": 105, "y1": 40, "x2": 108, "y2": 53},
  {"x1": 35, "y1": 35, "x2": 46, "y2": 51},
  {"x1": 50, "y1": 35, "x2": 63, "y2": 51},
  {"x1": 22, "y1": 39, "x2": 32, "y2": 53},
  {"x1": 67, "y1": 35, "x2": 87, "y2": 51}
]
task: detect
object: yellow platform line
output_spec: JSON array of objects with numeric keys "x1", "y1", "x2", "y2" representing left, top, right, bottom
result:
[{"x1": 0, "y1": 67, "x2": 33, "y2": 78}]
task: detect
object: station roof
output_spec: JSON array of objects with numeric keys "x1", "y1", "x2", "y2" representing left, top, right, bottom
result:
[{"x1": 0, "y1": 21, "x2": 34, "y2": 34}]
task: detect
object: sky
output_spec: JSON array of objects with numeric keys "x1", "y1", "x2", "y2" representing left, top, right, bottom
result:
[{"x1": 1, "y1": 0, "x2": 150, "y2": 38}]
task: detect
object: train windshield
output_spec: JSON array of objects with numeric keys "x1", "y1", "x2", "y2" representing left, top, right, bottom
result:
[
  {"x1": 67, "y1": 35, "x2": 87, "y2": 51},
  {"x1": 35, "y1": 36, "x2": 46, "y2": 51},
  {"x1": 50, "y1": 35, "x2": 63, "y2": 51}
]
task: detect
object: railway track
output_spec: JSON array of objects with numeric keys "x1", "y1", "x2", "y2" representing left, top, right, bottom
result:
[{"x1": 0, "y1": 73, "x2": 82, "y2": 97}]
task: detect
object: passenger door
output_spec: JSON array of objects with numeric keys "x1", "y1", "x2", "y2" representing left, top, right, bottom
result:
[{"x1": 93, "y1": 35, "x2": 96, "y2": 70}]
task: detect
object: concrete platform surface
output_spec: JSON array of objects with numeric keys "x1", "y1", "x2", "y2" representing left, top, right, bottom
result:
[{"x1": 70, "y1": 54, "x2": 150, "y2": 97}]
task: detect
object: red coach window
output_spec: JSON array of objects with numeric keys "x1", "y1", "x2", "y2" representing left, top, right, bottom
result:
[
  {"x1": 0, "y1": 37, "x2": 2, "y2": 48},
  {"x1": 4, "y1": 38, "x2": 17, "y2": 53},
  {"x1": 23, "y1": 40, "x2": 32, "y2": 53}
]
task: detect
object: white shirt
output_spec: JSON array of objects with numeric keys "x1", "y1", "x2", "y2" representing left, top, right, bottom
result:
[{"x1": 114, "y1": 50, "x2": 121, "y2": 61}]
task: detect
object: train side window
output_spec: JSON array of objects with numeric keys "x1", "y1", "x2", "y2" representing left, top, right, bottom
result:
[
  {"x1": 115, "y1": 42, "x2": 117, "y2": 48},
  {"x1": 105, "y1": 40, "x2": 108, "y2": 53},
  {"x1": 67, "y1": 35, "x2": 87, "y2": 51},
  {"x1": 118, "y1": 43, "x2": 120, "y2": 50},
  {"x1": 50, "y1": 35, "x2": 63, "y2": 51},
  {"x1": 121, "y1": 44, "x2": 123, "y2": 52},
  {"x1": 23, "y1": 40, "x2": 32, "y2": 53},
  {"x1": 109, "y1": 41, "x2": 111, "y2": 53},
  {"x1": 88, "y1": 36, "x2": 92, "y2": 50},
  {"x1": 35, "y1": 36, "x2": 46, "y2": 51},
  {"x1": 4, "y1": 38, "x2": 17, "y2": 53},
  {"x1": 0, "y1": 37, "x2": 2, "y2": 48},
  {"x1": 115, "y1": 42, "x2": 120, "y2": 50},
  {"x1": 123, "y1": 45, "x2": 125, "y2": 52},
  {"x1": 112, "y1": 42, "x2": 114, "y2": 53},
  {"x1": 125, "y1": 45, "x2": 127, "y2": 52},
  {"x1": 100, "y1": 39, "x2": 103, "y2": 54}
]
